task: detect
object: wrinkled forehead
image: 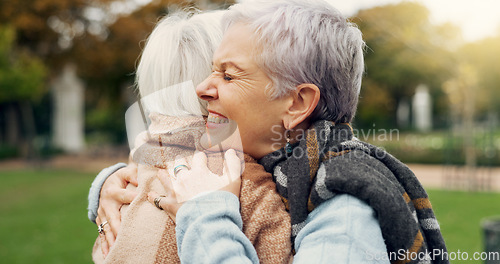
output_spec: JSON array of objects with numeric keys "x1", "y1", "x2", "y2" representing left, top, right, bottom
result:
[{"x1": 212, "y1": 22, "x2": 260, "y2": 69}]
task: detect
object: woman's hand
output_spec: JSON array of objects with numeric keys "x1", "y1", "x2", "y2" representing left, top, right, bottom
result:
[
  {"x1": 96, "y1": 163, "x2": 139, "y2": 257},
  {"x1": 147, "y1": 149, "x2": 242, "y2": 222}
]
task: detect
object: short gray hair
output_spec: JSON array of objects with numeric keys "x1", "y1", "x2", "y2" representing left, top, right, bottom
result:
[
  {"x1": 136, "y1": 10, "x2": 224, "y2": 116},
  {"x1": 223, "y1": 0, "x2": 365, "y2": 123}
]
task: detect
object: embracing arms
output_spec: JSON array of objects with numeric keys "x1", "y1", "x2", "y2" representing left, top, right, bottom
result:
[
  {"x1": 88, "y1": 151, "x2": 390, "y2": 263},
  {"x1": 170, "y1": 190, "x2": 389, "y2": 264},
  {"x1": 87, "y1": 162, "x2": 138, "y2": 257}
]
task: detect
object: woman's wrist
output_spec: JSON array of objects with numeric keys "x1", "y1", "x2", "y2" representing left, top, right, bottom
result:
[
  {"x1": 176, "y1": 191, "x2": 241, "y2": 235},
  {"x1": 177, "y1": 191, "x2": 240, "y2": 221}
]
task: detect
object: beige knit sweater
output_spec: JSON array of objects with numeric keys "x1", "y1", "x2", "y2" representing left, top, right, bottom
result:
[{"x1": 92, "y1": 114, "x2": 292, "y2": 263}]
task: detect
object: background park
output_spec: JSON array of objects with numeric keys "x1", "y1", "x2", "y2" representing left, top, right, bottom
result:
[{"x1": 0, "y1": 0, "x2": 499, "y2": 263}]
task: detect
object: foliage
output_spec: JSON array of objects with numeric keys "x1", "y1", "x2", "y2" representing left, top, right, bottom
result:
[
  {"x1": 0, "y1": 144, "x2": 19, "y2": 159},
  {"x1": 0, "y1": 24, "x2": 48, "y2": 157},
  {"x1": 1, "y1": 0, "x2": 498, "y2": 154},
  {"x1": 0, "y1": 25, "x2": 47, "y2": 103},
  {"x1": 0, "y1": 0, "x2": 234, "y2": 149},
  {"x1": 366, "y1": 130, "x2": 500, "y2": 166},
  {"x1": 352, "y1": 2, "x2": 457, "y2": 129},
  {"x1": 0, "y1": 0, "x2": 232, "y2": 151},
  {"x1": 458, "y1": 36, "x2": 500, "y2": 117}
]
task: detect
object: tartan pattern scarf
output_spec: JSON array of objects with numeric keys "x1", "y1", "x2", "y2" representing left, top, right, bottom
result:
[{"x1": 259, "y1": 120, "x2": 449, "y2": 264}]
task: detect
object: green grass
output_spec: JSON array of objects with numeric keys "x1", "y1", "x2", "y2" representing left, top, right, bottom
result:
[
  {"x1": 428, "y1": 189, "x2": 500, "y2": 263},
  {"x1": 0, "y1": 169, "x2": 499, "y2": 263},
  {"x1": 0, "y1": 169, "x2": 97, "y2": 264}
]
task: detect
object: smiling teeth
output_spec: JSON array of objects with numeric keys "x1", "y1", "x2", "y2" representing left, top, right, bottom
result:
[{"x1": 207, "y1": 115, "x2": 229, "y2": 124}]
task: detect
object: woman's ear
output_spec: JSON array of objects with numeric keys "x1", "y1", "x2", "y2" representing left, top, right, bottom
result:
[{"x1": 283, "y1": 83, "x2": 320, "y2": 130}]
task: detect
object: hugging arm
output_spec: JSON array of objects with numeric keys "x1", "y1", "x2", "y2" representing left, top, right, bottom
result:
[
  {"x1": 176, "y1": 191, "x2": 259, "y2": 264},
  {"x1": 148, "y1": 149, "x2": 388, "y2": 263},
  {"x1": 174, "y1": 193, "x2": 389, "y2": 264},
  {"x1": 87, "y1": 163, "x2": 128, "y2": 223},
  {"x1": 88, "y1": 162, "x2": 139, "y2": 257},
  {"x1": 148, "y1": 149, "x2": 257, "y2": 263},
  {"x1": 293, "y1": 194, "x2": 390, "y2": 264}
]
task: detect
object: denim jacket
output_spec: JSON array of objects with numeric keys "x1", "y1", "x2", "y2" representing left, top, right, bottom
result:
[{"x1": 176, "y1": 191, "x2": 390, "y2": 263}]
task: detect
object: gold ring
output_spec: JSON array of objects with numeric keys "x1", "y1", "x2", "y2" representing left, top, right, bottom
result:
[{"x1": 154, "y1": 195, "x2": 166, "y2": 210}]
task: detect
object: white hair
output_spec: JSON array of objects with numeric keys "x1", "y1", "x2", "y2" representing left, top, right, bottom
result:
[
  {"x1": 223, "y1": 0, "x2": 365, "y2": 123},
  {"x1": 136, "y1": 10, "x2": 224, "y2": 116}
]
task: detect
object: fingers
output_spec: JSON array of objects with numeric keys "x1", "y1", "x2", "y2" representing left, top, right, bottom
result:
[
  {"x1": 124, "y1": 164, "x2": 139, "y2": 186},
  {"x1": 102, "y1": 220, "x2": 114, "y2": 254},
  {"x1": 115, "y1": 165, "x2": 139, "y2": 187},
  {"x1": 157, "y1": 169, "x2": 174, "y2": 191},
  {"x1": 191, "y1": 151, "x2": 208, "y2": 172},
  {"x1": 102, "y1": 205, "x2": 120, "y2": 245},
  {"x1": 97, "y1": 206, "x2": 117, "y2": 249},
  {"x1": 98, "y1": 187, "x2": 135, "y2": 246},
  {"x1": 172, "y1": 156, "x2": 189, "y2": 179},
  {"x1": 220, "y1": 149, "x2": 242, "y2": 197},
  {"x1": 115, "y1": 188, "x2": 139, "y2": 204},
  {"x1": 100, "y1": 233, "x2": 110, "y2": 258},
  {"x1": 223, "y1": 149, "x2": 242, "y2": 181},
  {"x1": 96, "y1": 216, "x2": 110, "y2": 258},
  {"x1": 147, "y1": 191, "x2": 181, "y2": 223}
]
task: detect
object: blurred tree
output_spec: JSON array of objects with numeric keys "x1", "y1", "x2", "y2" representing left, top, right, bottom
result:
[
  {"x1": 459, "y1": 35, "x2": 500, "y2": 118},
  {"x1": 0, "y1": 24, "x2": 47, "y2": 156},
  {"x1": 73, "y1": 0, "x2": 233, "y2": 143},
  {"x1": 352, "y1": 2, "x2": 457, "y2": 129},
  {"x1": 0, "y1": 0, "x2": 232, "y2": 156},
  {"x1": 0, "y1": 25, "x2": 47, "y2": 103}
]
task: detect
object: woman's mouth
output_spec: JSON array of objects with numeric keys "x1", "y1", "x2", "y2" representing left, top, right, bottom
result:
[
  {"x1": 207, "y1": 114, "x2": 229, "y2": 124},
  {"x1": 206, "y1": 112, "x2": 229, "y2": 128}
]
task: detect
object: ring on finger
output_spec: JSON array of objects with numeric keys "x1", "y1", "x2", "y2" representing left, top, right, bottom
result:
[
  {"x1": 98, "y1": 221, "x2": 108, "y2": 235},
  {"x1": 173, "y1": 164, "x2": 189, "y2": 178},
  {"x1": 154, "y1": 195, "x2": 167, "y2": 210}
]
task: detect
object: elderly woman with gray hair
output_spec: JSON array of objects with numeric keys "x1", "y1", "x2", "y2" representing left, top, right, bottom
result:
[
  {"x1": 88, "y1": 9, "x2": 292, "y2": 263},
  {"x1": 153, "y1": 0, "x2": 449, "y2": 263}
]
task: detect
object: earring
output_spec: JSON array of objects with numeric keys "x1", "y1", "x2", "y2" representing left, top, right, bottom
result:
[{"x1": 285, "y1": 130, "x2": 292, "y2": 154}]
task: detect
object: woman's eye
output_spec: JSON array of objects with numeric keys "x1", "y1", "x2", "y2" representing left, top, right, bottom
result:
[{"x1": 223, "y1": 74, "x2": 233, "y2": 81}]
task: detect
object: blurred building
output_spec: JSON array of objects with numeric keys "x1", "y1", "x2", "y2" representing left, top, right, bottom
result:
[
  {"x1": 51, "y1": 64, "x2": 85, "y2": 153},
  {"x1": 413, "y1": 84, "x2": 432, "y2": 132}
]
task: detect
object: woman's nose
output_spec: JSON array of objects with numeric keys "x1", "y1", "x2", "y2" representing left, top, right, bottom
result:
[{"x1": 196, "y1": 74, "x2": 218, "y2": 101}]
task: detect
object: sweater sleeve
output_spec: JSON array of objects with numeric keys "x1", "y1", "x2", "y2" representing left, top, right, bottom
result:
[
  {"x1": 294, "y1": 194, "x2": 390, "y2": 264},
  {"x1": 87, "y1": 162, "x2": 127, "y2": 223},
  {"x1": 175, "y1": 193, "x2": 389, "y2": 264},
  {"x1": 239, "y1": 157, "x2": 292, "y2": 264},
  {"x1": 175, "y1": 191, "x2": 259, "y2": 264}
]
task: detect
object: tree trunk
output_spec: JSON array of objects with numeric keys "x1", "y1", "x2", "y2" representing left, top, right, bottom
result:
[
  {"x1": 5, "y1": 103, "x2": 20, "y2": 146},
  {"x1": 19, "y1": 101, "x2": 38, "y2": 159}
]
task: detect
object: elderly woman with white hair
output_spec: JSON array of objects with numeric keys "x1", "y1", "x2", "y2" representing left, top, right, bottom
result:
[
  {"x1": 153, "y1": 0, "x2": 449, "y2": 263},
  {"x1": 88, "y1": 9, "x2": 292, "y2": 263}
]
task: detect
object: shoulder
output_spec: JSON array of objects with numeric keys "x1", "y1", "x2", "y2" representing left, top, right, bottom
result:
[
  {"x1": 294, "y1": 194, "x2": 388, "y2": 263},
  {"x1": 318, "y1": 148, "x2": 402, "y2": 194},
  {"x1": 307, "y1": 193, "x2": 377, "y2": 228},
  {"x1": 327, "y1": 148, "x2": 392, "y2": 176}
]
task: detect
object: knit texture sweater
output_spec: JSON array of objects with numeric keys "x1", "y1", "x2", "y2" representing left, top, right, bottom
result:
[
  {"x1": 259, "y1": 120, "x2": 449, "y2": 264},
  {"x1": 92, "y1": 113, "x2": 292, "y2": 264}
]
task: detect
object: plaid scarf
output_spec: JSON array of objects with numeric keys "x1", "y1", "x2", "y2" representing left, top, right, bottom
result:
[{"x1": 259, "y1": 120, "x2": 449, "y2": 264}]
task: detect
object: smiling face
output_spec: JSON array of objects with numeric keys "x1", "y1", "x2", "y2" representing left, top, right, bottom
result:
[{"x1": 196, "y1": 23, "x2": 291, "y2": 159}]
